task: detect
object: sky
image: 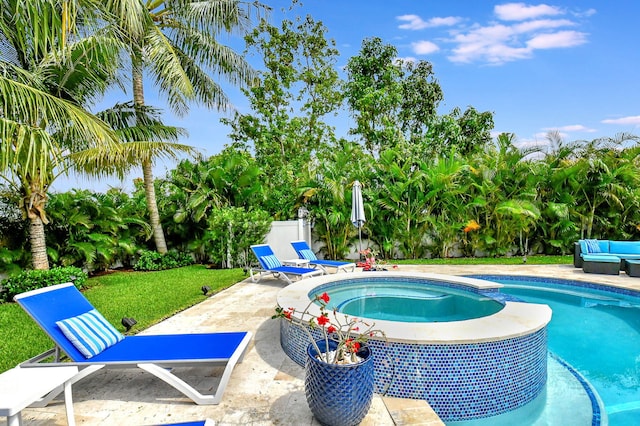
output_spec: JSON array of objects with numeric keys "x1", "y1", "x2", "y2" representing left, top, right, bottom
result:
[{"x1": 54, "y1": 0, "x2": 640, "y2": 192}]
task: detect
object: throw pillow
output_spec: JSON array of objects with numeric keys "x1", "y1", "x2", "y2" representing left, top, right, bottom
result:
[
  {"x1": 261, "y1": 254, "x2": 282, "y2": 269},
  {"x1": 56, "y1": 309, "x2": 124, "y2": 358},
  {"x1": 299, "y1": 249, "x2": 318, "y2": 261},
  {"x1": 585, "y1": 239, "x2": 602, "y2": 253}
]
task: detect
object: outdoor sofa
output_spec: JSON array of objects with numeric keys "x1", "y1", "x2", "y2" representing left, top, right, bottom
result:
[{"x1": 573, "y1": 239, "x2": 640, "y2": 275}]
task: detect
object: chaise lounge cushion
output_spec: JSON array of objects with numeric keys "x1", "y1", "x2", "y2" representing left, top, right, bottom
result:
[
  {"x1": 260, "y1": 255, "x2": 282, "y2": 269},
  {"x1": 299, "y1": 249, "x2": 318, "y2": 260},
  {"x1": 56, "y1": 309, "x2": 124, "y2": 358}
]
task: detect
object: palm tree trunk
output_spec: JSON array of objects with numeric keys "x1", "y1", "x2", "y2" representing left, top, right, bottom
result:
[
  {"x1": 133, "y1": 54, "x2": 167, "y2": 254},
  {"x1": 143, "y1": 159, "x2": 168, "y2": 254},
  {"x1": 29, "y1": 216, "x2": 50, "y2": 270}
]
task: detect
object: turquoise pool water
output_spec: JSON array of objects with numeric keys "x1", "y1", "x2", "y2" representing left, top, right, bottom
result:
[
  {"x1": 473, "y1": 275, "x2": 640, "y2": 426},
  {"x1": 318, "y1": 280, "x2": 504, "y2": 322}
]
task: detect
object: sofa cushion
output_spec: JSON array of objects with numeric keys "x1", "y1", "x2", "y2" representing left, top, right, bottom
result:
[
  {"x1": 584, "y1": 239, "x2": 602, "y2": 253},
  {"x1": 582, "y1": 254, "x2": 620, "y2": 263},
  {"x1": 608, "y1": 241, "x2": 640, "y2": 255},
  {"x1": 580, "y1": 239, "x2": 610, "y2": 254}
]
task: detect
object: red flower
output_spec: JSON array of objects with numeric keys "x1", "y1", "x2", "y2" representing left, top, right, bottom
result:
[
  {"x1": 345, "y1": 339, "x2": 361, "y2": 353},
  {"x1": 327, "y1": 326, "x2": 336, "y2": 334},
  {"x1": 319, "y1": 292, "x2": 330, "y2": 303},
  {"x1": 284, "y1": 309, "x2": 293, "y2": 320},
  {"x1": 317, "y1": 314, "x2": 330, "y2": 326}
]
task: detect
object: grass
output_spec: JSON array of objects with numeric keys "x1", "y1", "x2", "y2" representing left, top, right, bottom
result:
[
  {"x1": 0, "y1": 255, "x2": 572, "y2": 373},
  {"x1": 0, "y1": 265, "x2": 246, "y2": 373}
]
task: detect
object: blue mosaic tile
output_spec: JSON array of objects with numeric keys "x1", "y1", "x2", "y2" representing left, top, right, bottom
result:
[{"x1": 280, "y1": 318, "x2": 548, "y2": 422}]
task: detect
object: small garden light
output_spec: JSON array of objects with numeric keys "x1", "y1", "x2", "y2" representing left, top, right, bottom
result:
[
  {"x1": 201, "y1": 285, "x2": 211, "y2": 296},
  {"x1": 121, "y1": 317, "x2": 137, "y2": 332}
]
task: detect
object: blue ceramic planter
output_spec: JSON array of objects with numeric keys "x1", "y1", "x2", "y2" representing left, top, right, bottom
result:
[{"x1": 305, "y1": 340, "x2": 374, "y2": 426}]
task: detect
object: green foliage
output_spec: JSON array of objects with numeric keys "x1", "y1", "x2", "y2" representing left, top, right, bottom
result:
[
  {"x1": 45, "y1": 189, "x2": 150, "y2": 271},
  {"x1": 133, "y1": 250, "x2": 194, "y2": 271},
  {"x1": 203, "y1": 207, "x2": 272, "y2": 269},
  {"x1": 225, "y1": 15, "x2": 343, "y2": 218},
  {"x1": 298, "y1": 140, "x2": 371, "y2": 260},
  {"x1": 0, "y1": 267, "x2": 87, "y2": 302}
]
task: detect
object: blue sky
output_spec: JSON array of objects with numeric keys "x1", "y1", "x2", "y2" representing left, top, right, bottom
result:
[{"x1": 57, "y1": 1, "x2": 640, "y2": 192}]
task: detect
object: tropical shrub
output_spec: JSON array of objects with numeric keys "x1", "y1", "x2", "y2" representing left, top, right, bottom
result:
[
  {"x1": 45, "y1": 189, "x2": 150, "y2": 272},
  {"x1": 202, "y1": 207, "x2": 272, "y2": 269},
  {"x1": 0, "y1": 267, "x2": 87, "y2": 303},
  {"x1": 133, "y1": 250, "x2": 194, "y2": 271}
]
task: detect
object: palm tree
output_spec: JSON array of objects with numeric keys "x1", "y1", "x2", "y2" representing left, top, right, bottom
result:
[
  {"x1": 0, "y1": 0, "x2": 125, "y2": 269},
  {"x1": 108, "y1": 0, "x2": 268, "y2": 253}
]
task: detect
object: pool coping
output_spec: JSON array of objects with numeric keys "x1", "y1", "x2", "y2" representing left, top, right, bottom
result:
[{"x1": 276, "y1": 271, "x2": 553, "y2": 344}]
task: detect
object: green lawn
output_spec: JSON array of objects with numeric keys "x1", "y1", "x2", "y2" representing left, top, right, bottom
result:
[{"x1": 0, "y1": 265, "x2": 246, "y2": 373}]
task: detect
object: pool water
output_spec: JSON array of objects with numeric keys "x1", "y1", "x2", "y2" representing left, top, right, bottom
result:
[
  {"x1": 317, "y1": 280, "x2": 504, "y2": 322},
  {"x1": 475, "y1": 276, "x2": 640, "y2": 426}
]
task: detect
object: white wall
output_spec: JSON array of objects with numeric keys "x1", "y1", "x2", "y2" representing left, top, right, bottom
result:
[{"x1": 264, "y1": 220, "x2": 311, "y2": 260}]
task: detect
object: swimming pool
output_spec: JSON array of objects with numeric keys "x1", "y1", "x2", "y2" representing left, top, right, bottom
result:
[
  {"x1": 471, "y1": 275, "x2": 640, "y2": 426},
  {"x1": 277, "y1": 272, "x2": 552, "y2": 421}
]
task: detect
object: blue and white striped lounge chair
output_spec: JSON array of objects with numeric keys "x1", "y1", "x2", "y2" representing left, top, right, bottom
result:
[
  {"x1": 250, "y1": 244, "x2": 324, "y2": 284},
  {"x1": 14, "y1": 283, "x2": 251, "y2": 406},
  {"x1": 290, "y1": 240, "x2": 356, "y2": 273}
]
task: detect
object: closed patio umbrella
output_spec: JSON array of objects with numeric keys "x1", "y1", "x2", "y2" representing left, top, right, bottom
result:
[{"x1": 351, "y1": 180, "x2": 366, "y2": 254}]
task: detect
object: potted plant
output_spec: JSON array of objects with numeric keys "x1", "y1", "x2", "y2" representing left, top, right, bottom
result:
[
  {"x1": 356, "y1": 248, "x2": 397, "y2": 271},
  {"x1": 274, "y1": 292, "x2": 385, "y2": 426}
]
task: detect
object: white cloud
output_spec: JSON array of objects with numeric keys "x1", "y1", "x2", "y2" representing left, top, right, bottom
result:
[
  {"x1": 411, "y1": 40, "x2": 440, "y2": 55},
  {"x1": 397, "y1": 14, "x2": 461, "y2": 30},
  {"x1": 495, "y1": 3, "x2": 563, "y2": 21},
  {"x1": 448, "y1": 24, "x2": 533, "y2": 63},
  {"x1": 602, "y1": 115, "x2": 640, "y2": 125},
  {"x1": 527, "y1": 30, "x2": 588, "y2": 49},
  {"x1": 513, "y1": 18, "x2": 575, "y2": 33},
  {"x1": 402, "y1": 4, "x2": 591, "y2": 65},
  {"x1": 447, "y1": 19, "x2": 587, "y2": 64},
  {"x1": 542, "y1": 124, "x2": 596, "y2": 132}
]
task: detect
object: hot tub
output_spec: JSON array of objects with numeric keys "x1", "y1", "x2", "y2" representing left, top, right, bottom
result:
[{"x1": 276, "y1": 271, "x2": 552, "y2": 422}]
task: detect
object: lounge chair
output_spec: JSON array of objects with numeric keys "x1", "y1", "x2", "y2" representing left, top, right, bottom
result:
[
  {"x1": 250, "y1": 244, "x2": 324, "y2": 284},
  {"x1": 290, "y1": 240, "x2": 356, "y2": 273},
  {"x1": 14, "y1": 283, "x2": 252, "y2": 406}
]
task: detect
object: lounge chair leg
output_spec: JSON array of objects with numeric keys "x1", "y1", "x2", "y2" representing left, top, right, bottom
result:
[
  {"x1": 27, "y1": 365, "x2": 104, "y2": 408},
  {"x1": 137, "y1": 332, "x2": 252, "y2": 405},
  {"x1": 249, "y1": 268, "x2": 258, "y2": 282},
  {"x1": 63, "y1": 378, "x2": 76, "y2": 426}
]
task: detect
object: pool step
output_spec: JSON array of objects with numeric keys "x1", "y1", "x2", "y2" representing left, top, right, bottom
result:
[
  {"x1": 382, "y1": 396, "x2": 444, "y2": 426},
  {"x1": 607, "y1": 400, "x2": 640, "y2": 415},
  {"x1": 581, "y1": 297, "x2": 640, "y2": 309}
]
